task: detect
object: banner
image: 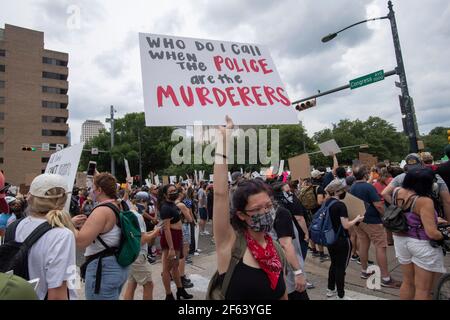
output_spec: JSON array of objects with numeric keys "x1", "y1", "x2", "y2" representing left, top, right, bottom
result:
[
  {"x1": 288, "y1": 154, "x2": 311, "y2": 181},
  {"x1": 45, "y1": 142, "x2": 85, "y2": 211},
  {"x1": 139, "y1": 33, "x2": 295, "y2": 126}
]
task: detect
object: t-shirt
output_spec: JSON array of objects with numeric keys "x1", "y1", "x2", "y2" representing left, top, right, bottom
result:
[
  {"x1": 160, "y1": 202, "x2": 181, "y2": 224},
  {"x1": 322, "y1": 172, "x2": 334, "y2": 189},
  {"x1": 350, "y1": 181, "x2": 382, "y2": 224},
  {"x1": 391, "y1": 172, "x2": 449, "y2": 193},
  {"x1": 15, "y1": 216, "x2": 77, "y2": 300},
  {"x1": 198, "y1": 188, "x2": 207, "y2": 208},
  {"x1": 437, "y1": 162, "x2": 450, "y2": 190},
  {"x1": 132, "y1": 211, "x2": 147, "y2": 255},
  {"x1": 273, "y1": 207, "x2": 295, "y2": 240},
  {"x1": 283, "y1": 197, "x2": 306, "y2": 242},
  {"x1": 325, "y1": 198, "x2": 349, "y2": 239},
  {"x1": 373, "y1": 177, "x2": 393, "y2": 202}
]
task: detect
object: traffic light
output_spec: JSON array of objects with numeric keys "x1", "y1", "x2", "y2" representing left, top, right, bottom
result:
[
  {"x1": 447, "y1": 130, "x2": 450, "y2": 143},
  {"x1": 22, "y1": 146, "x2": 36, "y2": 151},
  {"x1": 295, "y1": 98, "x2": 317, "y2": 112}
]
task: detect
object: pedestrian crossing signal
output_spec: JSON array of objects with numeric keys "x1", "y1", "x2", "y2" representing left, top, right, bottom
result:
[{"x1": 22, "y1": 146, "x2": 36, "y2": 151}]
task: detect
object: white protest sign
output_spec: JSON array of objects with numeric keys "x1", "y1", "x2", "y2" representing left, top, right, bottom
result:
[
  {"x1": 278, "y1": 160, "x2": 285, "y2": 175},
  {"x1": 319, "y1": 139, "x2": 341, "y2": 157},
  {"x1": 139, "y1": 33, "x2": 295, "y2": 126},
  {"x1": 145, "y1": 179, "x2": 151, "y2": 187},
  {"x1": 124, "y1": 159, "x2": 131, "y2": 179},
  {"x1": 209, "y1": 174, "x2": 214, "y2": 182},
  {"x1": 154, "y1": 175, "x2": 160, "y2": 186},
  {"x1": 170, "y1": 176, "x2": 177, "y2": 184},
  {"x1": 45, "y1": 142, "x2": 85, "y2": 212}
]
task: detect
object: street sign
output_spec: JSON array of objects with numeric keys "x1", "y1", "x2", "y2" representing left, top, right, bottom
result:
[
  {"x1": 349, "y1": 70, "x2": 385, "y2": 90},
  {"x1": 42, "y1": 143, "x2": 50, "y2": 152},
  {"x1": 56, "y1": 144, "x2": 64, "y2": 151},
  {"x1": 91, "y1": 148, "x2": 98, "y2": 155}
]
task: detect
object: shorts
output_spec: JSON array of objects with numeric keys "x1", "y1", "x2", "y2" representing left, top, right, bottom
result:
[
  {"x1": 393, "y1": 235, "x2": 446, "y2": 273},
  {"x1": 182, "y1": 223, "x2": 191, "y2": 245},
  {"x1": 160, "y1": 228, "x2": 184, "y2": 258},
  {"x1": 128, "y1": 254, "x2": 153, "y2": 285},
  {"x1": 199, "y1": 207, "x2": 208, "y2": 220},
  {"x1": 355, "y1": 222, "x2": 388, "y2": 248}
]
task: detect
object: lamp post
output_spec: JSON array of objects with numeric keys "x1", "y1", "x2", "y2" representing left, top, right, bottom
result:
[
  {"x1": 105, "y1": 105, "x2": 117, "y2": 176},
  {"x1": 322, "y1": 1, "x2": 418, "y2": 153}
]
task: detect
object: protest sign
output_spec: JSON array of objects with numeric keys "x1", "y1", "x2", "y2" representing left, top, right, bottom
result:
[
  {"x1": 139, "y1": 33, "x2": 295, "y2": 126},
  {"x1": 45, "y1": 143, "x2": 85, "y2": 211},
  {"x1": 163, "y1": 176, "x2": 169, "y2": 185},
  {"x1": 154, "y1": 175, "x2": 160, "y2": 186},
  {"x1": 288, "y1": 154, "x2": 311, "y2": 181},
  {"x1": 170, "y1": 176, "x2": 177, "y2": 184},
  {"x1": 75, "y1": 172, "x2": 87, "y2": 188},
  {"x1": 341, "y1": 193, "x2": 366, "y2": 220},
  {"x1": 209, "y1": 174, "x2": 214, "y2": 182},
  {"x1": 124, "y1": 159, "x2": 131, "y2": 179},
  {"x1": 319, "y1": 139, "x2": 341, "y2": 156},
  {"x1": 277, "y1": 160, "x2": 285, "y2": 175},
  {"x1": 359, "y1": 152, "x2": 378, "y2": 168}
]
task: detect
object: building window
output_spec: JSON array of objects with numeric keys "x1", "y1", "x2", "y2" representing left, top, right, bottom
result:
[
  {"x1": 49, "y1": 143, "x2": 68, "y2": 149},
  {"x1": 0, "y1": 49, "x2": 5, "y2": 57},
  {"x1": 0, "y1": 112, "x2": 4, "y2": 120},
  {"x1": 42, "y1": 101, "x2": 68, "y2": 109},
  {"x1": 0, "y1": 97, "x2": 4, "y2": 104},
  {"x1": 42, "y1": 71, "x2": 67, "y2": 81},
  {"x1": 42, "y1": 157, "x2": 50, "y2": 163},
  {"x1": 42, "y1": 116, "x2": 67, "y2": 123},
  {"x1": 43, "y1": 86, "x2": 68, "y2": 94},
  {"x1": 0, "y1": 80, "x2": 4, "y2": 88},
  {"x1": 43, "y1": 57, "x2": 68, "y2": 67},
  {"x1": 0, "y1": 65, "x2": 5, "y2": 72},
  {"x1": 42, "y1": 129, "x2": 67, "y2": 137}
]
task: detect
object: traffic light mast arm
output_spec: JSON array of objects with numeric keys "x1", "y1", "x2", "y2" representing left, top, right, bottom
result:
[{"x1": 291, "y1": 69, "x2": 397, "y2": 105}]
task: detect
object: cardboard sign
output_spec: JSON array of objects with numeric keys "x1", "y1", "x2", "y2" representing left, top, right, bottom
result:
[
  {"x1": 162, "y1": 176, "x2": 169, "y2": 185},
  {"x1": 359, "y1": 152, "x2": 378, "y2": 169},
  {"x1": 45, "y1": 142, "x2": 85, "y2": 211},
  {"x1": 75, "y1": 172, "x2": 87, "y2": 189},
  {"x1": 341, "y1": 193, "x2": 366, "y2": 220},
  {"x1": 288, "y1": 154, "x2": 311, "y2": 181},
  {"x1": 139, "y1": 33, "x2": 294, "y2": 126},
  {"x1": 319, "y1": 139, "x2": 341, "y2": 157}
]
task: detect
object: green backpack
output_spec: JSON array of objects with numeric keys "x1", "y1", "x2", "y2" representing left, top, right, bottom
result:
[
  {"x1": 97, "y1": 202, "x2": 141, "y2": 267},
  {"x1": 206, "y1": 231, "x2": 287, "y2": 300}
]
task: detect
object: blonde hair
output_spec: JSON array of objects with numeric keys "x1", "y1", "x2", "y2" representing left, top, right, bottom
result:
[{"x1": 28, "y1": 187, "x2": 75, "y2": 232}]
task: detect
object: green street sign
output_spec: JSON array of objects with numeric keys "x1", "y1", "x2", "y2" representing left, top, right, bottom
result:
[{"x1": 350, "y1": 70, "x2": 385, "y2": 90}]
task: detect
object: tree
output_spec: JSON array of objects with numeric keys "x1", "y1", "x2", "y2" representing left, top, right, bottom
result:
[{"x1": 422, "y1": 126, "x2": 449, "y2": 160}]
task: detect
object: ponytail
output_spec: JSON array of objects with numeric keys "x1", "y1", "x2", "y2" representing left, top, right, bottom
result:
[{"x1": 46, "y1": 209, "x2": 75, "y2": 232}]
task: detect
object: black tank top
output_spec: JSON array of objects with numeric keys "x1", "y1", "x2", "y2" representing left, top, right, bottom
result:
[{"x1": 219, "y1": 259, "x2": 286, "y2": 300}]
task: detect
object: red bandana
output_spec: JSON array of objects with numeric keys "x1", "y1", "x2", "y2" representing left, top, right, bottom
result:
[{"x1": 244, "y1": 231, "x2": 282, "y2": 290}]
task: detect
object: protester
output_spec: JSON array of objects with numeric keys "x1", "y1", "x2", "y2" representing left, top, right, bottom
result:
[
  {"x1": 391, "y1": 168, "x2": 448, "y2": 300},
  {"x1": 212, "y1": 116, "x2": 288, "y2": 300},
  {"x1": 373, "y1": 167, "x2": 394, "y2": 245},
  {"x1": 157, "y1": 184, "x2": 193, "y2": 300},
  {"x1": 11, "y1": 174, "x2": 76, "y2": 299},
  {"x1": 198, "y1": 182, "x2": 209, "y2": 235},
  {"x1": 80, "y1": 196, "x2": 94, "y2": 216},
  {"x1": 437, "y1": 145, "x2": 450, "y2": 189},
  {"x1": 350, "y1": 166, "x2": 401, "y2": 288},
  {"x1": 324, "y1": 179, "x2": 364, "y2": 299},
  {"x1": 74, "y1": 173, "x2": 129, "y2": 300},
  {"x1": 421, "y1": 152, "x2": 438, "y2": 171}
]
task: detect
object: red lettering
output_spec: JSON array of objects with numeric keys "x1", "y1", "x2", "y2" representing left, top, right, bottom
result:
[
  {"x1": 259, "y1": 59, "x2": 273, "y2": 74},
  {"x1": 157, "y1": 85, "x2": 179, "y2": 107},
  {"x1": 251, "y1": 86, "x2": 267, "y2": 106},
  {"x1": 263, "y1": 86, "x2": 280, "y2": 105},
  {"x1": 249, "y1": 59, "x2": 259, "y2": 72},
  {"x1": 225, "y1": 87, "x2": 240, "y2": 107},
  {"x1": 195, "y1": 87, "x2": 213, "y2": 106},
  {"x1": 212, "y1": 88, "x2": 228, "y2": 107},
  {"x1": 213, "y1": 56, "x2": 224, "y2": 72},
  {"x1": 237, "y1": 87, "x2": 255, "y2": 106},
  {"x1": 225, "y1": 58, "x2": 234, "y2": 71},
  {"x1": 232, "y1": 58, "x2": 243, "y2": 72},
  {"x1": 180, "y1": 86, "x2": 194, "y2": 107},
  {"x1": 276, "y1": 87, "x2": 291, "y2": 106}
]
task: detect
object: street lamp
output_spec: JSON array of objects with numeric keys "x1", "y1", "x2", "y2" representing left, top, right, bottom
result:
[{"x1": 322, "y1": 1, "x2": 419, "y2": 153}]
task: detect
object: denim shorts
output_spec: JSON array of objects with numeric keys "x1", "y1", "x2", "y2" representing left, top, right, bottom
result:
[
  {"x1": 182, "y1": 223, "x2": 191, "y2": 245},
  {"x1": 84, "y1": 255, "x2": 129, "y2": 300}
]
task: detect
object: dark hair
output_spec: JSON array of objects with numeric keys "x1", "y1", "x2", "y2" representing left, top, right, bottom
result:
[
  {"x1": 335, "y1": 167, "x2": 347, "y2": 179},
  {"x1": 231, "y1": 179, "x2": 272, "y2": 232},
  {"x1": 445, "y1": 145, "x2": 450, "y2": 158},
  {"x1": 157, "y1": 184, "x2": 176, "y2": 210},
  {"x1": 94, "y1": 173, "x2": 118, "y2": 199},
  {"x1": 402, "y1": 168, "x2": 435, "y2": 197},
  {"x1": 388, "y1": 166, "x2": 404, "y2": 178},
  {"x1": 353, "y1": 166, "x2": 368, "y2": 180}
]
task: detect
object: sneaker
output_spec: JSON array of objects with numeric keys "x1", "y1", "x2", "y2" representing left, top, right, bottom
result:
[
  {"x1": 312, "y1": 251, "x2": 320, "y2": 258},
  {"x1": 356, "y1": 258, "x2": 374, "y2": 265},
  {"x1": 147, "y1": 255, "x2": 157, "y2": 264},
  {"x1": 203, "y1": 231, "x2": 211, "y2": 236},
  {"x1": 326, "y1": 289, "x2": 337, "y2": 298},
  {"x1": 307, "y1": 282, "x2": 315, "y2": 289},
  {"x1": 320, "y1": 254, "x2": 330, "y2": 262},
  {"x1": 336, "y1": 295, "x2": 353, "y2": 300},
  {"x1": 196, "y1": 249, "x2": 202, "y2": 253},
  {"x1": 381, "y1": 278, "x2": 402, "y2": 289},
  {"x1": 351, "y1": 254, "x2": 359, "y2": 261},
  {"x1": 360, "y1": 270, "x2": 376, "y2": 279},
  {"x1": 193, "y1": 252, "x2": 200, "y2": 256}
]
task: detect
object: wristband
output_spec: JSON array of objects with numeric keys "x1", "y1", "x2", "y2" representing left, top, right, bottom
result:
[{"x1": 294, "y1": 269, "x2": 303, "y2": 276}]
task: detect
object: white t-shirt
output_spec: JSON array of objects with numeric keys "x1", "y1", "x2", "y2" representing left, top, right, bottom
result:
[
  {"x1": 132, "y1": 211, "x2": 147, "y2": 255},
  {"x1": 15, "y1": 216, "x2": 77, "y2": 300}
]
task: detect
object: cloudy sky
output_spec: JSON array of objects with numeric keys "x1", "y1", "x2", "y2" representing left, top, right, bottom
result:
[{"x1": 1, "y1": 0, "x2": 449, "y2": 144}]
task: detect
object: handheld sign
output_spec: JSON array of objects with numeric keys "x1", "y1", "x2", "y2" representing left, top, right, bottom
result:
[
  {"x1": 139, "y1": 33, "x2": 295, "y2": 126},
  {"x1": 288, "y1": 154, "x2": 311, "y2": 181},
  {"x1": 319, "y1": 139, "x2": 341, "y2": 157}
]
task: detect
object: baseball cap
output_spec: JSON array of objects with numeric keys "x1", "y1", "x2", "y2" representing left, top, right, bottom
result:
[
  {"x1": 231, "y1": 171, "x2": 243, "y2": 185},
  {"x1": 404, "y1": 153, "x2": 423, "y2": 170},
  {"x1": 29, "y1": 174, "x2": 68, "y2": 199},
  {"x1": 311, "y1": 169, "x2": 325, "y2": 179},
  {"x1": 135, "y1": 191, "x2": 150, "y2": 201}
]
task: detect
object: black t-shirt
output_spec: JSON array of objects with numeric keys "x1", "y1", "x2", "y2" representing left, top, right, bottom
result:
[
  {"x1": 437, "y1": 162, "x2": 450, "y2": 190},
  {"x1": 273, "y1": 207, "x2": 295, "y2": 240},
  {"x1": 160, "y1": 202, "x2": 181, "y2": 224},
  {"x1": 284, "y1": 197, "x2": 306, "y2": 241},
  {"x1": 325, "y1": 198, "x2": 349, "y2": 239}
]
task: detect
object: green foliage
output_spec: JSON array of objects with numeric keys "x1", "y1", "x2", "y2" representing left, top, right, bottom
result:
[{"x1": 422, "y1": 126, "x2": 449, "y2": 160}]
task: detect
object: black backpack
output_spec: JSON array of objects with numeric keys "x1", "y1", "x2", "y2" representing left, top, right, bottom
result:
[
  {"x1": 0, "y1": 219, "x2": 53, "y2": 280},
  {"x1": 382, "y1": 188, "x2": 417, "y2": 233}
]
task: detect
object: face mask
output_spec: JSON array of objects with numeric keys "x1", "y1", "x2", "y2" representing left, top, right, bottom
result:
[
  {"x1": 167, "y1": 192, "x2": 179, "y2": 202},
  {"x1": 246, "y1": 208, "x2": 276, "y2": 233},
  {"x1": 338, "y1": 191, "x2": 347, "y2": 200}
]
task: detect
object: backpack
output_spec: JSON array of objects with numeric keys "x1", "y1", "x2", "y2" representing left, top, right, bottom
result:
[
  {"x1": 206, "y1": 231, "x2": 287, "y2": 300},
  {"x1": 0, "y1": 219, "x2": 53, "y2": 280},
  {"x1": 69, "y1": 195, "x2": 80, "y2": 216},
  {"x1": 309, "y1": 199, "x2": 342, "y2": 246},
  {"x1": 299, "y1": 185, "x2": 318, "y2": 210},
  {"x1": 382, "y1": 188, "x2": 417, "y2": 233},
  {"x1": 96, "y1": 202, "x2": 141, "y2": 267}
]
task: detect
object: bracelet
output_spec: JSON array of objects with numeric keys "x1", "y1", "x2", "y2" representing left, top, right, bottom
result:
[
  {"x1": 294, "y1": 269, "x2": 303, "y2": 276},
  {"x1": 215, "y1": 153, "x2": 228, "y2": 159}
]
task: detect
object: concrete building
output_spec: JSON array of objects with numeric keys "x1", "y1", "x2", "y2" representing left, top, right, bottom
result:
[
  {"x1": 0, "y1": 24, "x2": 69, "y2": 186},
  {"x1": 80, "y1": 120, "x2": 105, "y2": 143}
]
